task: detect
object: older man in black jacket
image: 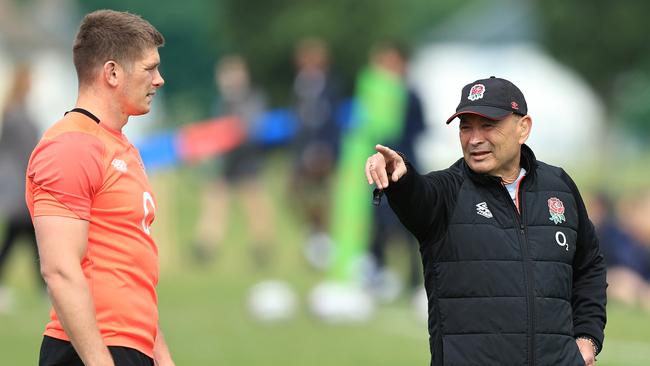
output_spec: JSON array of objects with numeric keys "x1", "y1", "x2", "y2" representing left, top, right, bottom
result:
[{"x1": 365, "y1": 76, "x2": 606, "y2": 366}]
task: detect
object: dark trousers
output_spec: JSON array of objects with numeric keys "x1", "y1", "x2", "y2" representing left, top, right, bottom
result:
[
  {"x1": 0, "y1": 217, "x2": 42, "y2": 287},
  {"x1": 39, "y1": 336, "x2": 154, "y2": 366},
  {"x1": 370, "y1": 200, "x2": 422, "y2": 291}
]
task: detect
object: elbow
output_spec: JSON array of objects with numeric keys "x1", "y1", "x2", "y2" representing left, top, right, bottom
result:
[
  {"x1": 39, "y1": 262, "x2": 77, "y2": 288},
  {"x1": 39, "y1": 264, "x2": 61, "y2": 286}
]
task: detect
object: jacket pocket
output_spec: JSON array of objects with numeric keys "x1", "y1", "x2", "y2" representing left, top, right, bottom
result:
[{"x1": 571, "y1": 341, "x2": 587, "y2": 366}]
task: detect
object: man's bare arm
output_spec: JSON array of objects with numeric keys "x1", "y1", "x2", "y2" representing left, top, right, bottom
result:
[
  {"x1": 35, "y1": 215, "x2": 114, "y2": 366},
  {"x1": 154, "y1": 326, "x2": 175, "y2": 366}
]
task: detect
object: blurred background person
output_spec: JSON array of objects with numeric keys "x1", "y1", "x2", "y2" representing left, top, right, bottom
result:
[
  {"x1": 0, "y1": 62, "x2": 41, "y2": 313},
  {"x1": 365, "y1": 42, "x2": 426, "y2": 302},
  {"x1": 288, "y1": 37, "x2": 342, "y2": 270},
  {"x1": 311, "y1": 41, "x2": 417, "y2": 321},
  {"x1": 587, "y1": 191, "x2": 650, "y2": 310},
  {"x1": 193, "y1": 54, "x2": 276, "y2": 267}
]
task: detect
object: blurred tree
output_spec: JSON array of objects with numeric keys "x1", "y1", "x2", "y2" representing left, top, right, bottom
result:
[
  {"x1": 217, "y1": 0, "x2": 467, "y2": 105},
  {"x1": 539, "y1": 0, "x2": 650, "y2": 136},
  {"x1": 612, "y1": 71, "x2": 650, "y2": 139},
  {"x1": 72, "y1": 1, "x2": 650, "y2": 136},
  {"x1": 78, "y1": 0, "x2": 223, "y2": 125},
  {"x1": 76, "y1": 1, "x2": 470, "y2": 122},
  {"x1": 539, "y1": 0, "x2": 650, "y2": 95}
]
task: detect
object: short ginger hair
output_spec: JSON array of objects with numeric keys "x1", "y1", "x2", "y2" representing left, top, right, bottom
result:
[{"x1": 72, "y1": 9, "x2": 164, "y2": 85}]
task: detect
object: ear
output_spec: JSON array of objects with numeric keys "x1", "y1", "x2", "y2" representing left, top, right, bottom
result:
[
  {"x1": 103, "y1": 60, "x2": 120, "y2": 87},
  {"x1": 518, "y1": 115, "x2": 532, "y2": 145}
]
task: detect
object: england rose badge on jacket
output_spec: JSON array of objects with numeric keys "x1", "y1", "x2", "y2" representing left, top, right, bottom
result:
[{"x1": 548, "y1": 197, "x2": 566, "y2": 224}]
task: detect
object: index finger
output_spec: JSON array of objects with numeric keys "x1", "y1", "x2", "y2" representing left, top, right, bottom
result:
[
  {"x1": 376, "y1": 144, "x2": 402, "y2": 162},
  {"x1": 375, "y1": 144, "x2": 395, "y2": 157}
]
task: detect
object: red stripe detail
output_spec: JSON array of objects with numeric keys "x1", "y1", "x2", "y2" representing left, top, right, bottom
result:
[{"x1": 515, "y1": 173, "x2": 524, "y2": 213}]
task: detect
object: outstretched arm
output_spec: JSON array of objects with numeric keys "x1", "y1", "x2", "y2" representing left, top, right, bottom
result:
[{"x1": 364, "y1": 144, "x2": 455, "y2": 243}]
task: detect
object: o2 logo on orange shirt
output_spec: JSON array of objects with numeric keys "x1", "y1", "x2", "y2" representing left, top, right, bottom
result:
[{"x1": 142, "y1": 192, "x2": 156, "y2": 235}]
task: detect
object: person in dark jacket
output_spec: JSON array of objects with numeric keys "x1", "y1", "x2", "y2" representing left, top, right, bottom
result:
[
  {"x1": 0, "y1": 63, "x2": 42, "y2": 313},
  {"x1": 365, "y1": 76, "x2": 606, "y2": 366}
]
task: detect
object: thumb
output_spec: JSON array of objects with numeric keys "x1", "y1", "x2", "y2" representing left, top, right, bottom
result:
[{"x1": 390, "y1": 161, "x2": 407, "y2": 182}]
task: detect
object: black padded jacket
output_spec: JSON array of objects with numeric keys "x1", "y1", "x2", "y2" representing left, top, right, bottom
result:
[{"x1": 384, "y1": 145, "x2": 607, "y2": 366}]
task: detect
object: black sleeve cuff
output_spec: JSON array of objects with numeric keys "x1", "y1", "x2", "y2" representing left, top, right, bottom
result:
[{"x1": 575, "y1": 334, "x2": 602, "y2": 356}]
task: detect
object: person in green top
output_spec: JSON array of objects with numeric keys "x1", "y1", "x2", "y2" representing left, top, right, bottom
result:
[{"x1": 329, "y1": 42, "x2": 409, "y2": 282}]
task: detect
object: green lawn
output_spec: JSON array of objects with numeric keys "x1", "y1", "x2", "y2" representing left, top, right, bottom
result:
[
  {"x1": 1, "y1": 153, "x2": 649, "y2": 365},
  {"x1": 2, "y1": 244, "x2": 650, "y2": 365}
]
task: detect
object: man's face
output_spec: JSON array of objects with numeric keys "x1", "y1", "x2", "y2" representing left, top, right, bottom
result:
[
  {"x1": 458, "y1": 113, "x2": 531, "y2": 177},
  {"x1": 120, "y1": 47, "x2": 164, "y2": 116}
]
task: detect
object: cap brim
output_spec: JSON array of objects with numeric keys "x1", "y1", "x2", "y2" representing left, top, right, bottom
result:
[{"x1": 445, "y1": 106, "x2": 513, "y2": 124}]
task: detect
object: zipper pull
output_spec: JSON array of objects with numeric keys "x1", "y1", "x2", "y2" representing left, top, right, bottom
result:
[{"x1": 372, "y1": 188, "x2": 383, "y2": 206}]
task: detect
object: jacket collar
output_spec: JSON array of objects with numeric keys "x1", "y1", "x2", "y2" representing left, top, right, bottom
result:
[{"x1": 463, "y1": 144, "x2": 538, "y2": 186}]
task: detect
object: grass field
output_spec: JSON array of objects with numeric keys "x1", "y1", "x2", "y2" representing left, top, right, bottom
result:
[
  {"x1": 2, "y1": 246, "x2": 650, "y2": 365},
  {"x1": 1, "y1": 153, "x2": 649, "y2": 365}
]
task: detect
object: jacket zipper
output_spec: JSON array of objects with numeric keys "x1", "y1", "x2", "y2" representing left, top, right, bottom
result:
[{"x1": 500, "y1": 179, "x2": 535, "y2": 366}]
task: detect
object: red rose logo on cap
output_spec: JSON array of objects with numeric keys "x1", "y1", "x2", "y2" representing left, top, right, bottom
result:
[
  {"x1": 467, "y1": 84, "x2": 485, "y2": 101},
  {"x1": 548, "y1": 197, "x2": 566, "y2": 224}
]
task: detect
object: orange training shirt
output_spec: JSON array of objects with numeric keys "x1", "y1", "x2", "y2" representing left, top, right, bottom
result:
[{"x1": 25, "y1": 110, "x2": 159, "y2": 358}]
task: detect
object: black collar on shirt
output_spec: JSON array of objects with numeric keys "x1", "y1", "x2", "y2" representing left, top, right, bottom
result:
[{"x1": 65, "y1": 108, "x2": 100, "y2": 124}]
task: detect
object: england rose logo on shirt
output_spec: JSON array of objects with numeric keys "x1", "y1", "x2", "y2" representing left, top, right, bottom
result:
[
  {"x1": 111, "y1": 158, "x2": 128, "y2": 173},
  {"x1": 548, "y1": 197, "x2": 566, "y2": 224}
]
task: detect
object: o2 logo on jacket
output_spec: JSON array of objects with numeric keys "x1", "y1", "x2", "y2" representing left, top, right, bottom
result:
[{"x1": 555, "y1": 231, "x2": 569, "y2": 251}]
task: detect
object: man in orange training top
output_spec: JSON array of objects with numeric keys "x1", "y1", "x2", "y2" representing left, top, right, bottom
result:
[{"x1": 26, "y1": 10, "x2": 174, "y2": 366}]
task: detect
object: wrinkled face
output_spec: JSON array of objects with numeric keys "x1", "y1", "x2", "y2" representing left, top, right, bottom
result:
[
  {"x1": 458, "y1": 113, "x2": 531, "y2": 177},
  {"x1": 120, "y1": 47, "x2": 164, "y2": 116}
]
